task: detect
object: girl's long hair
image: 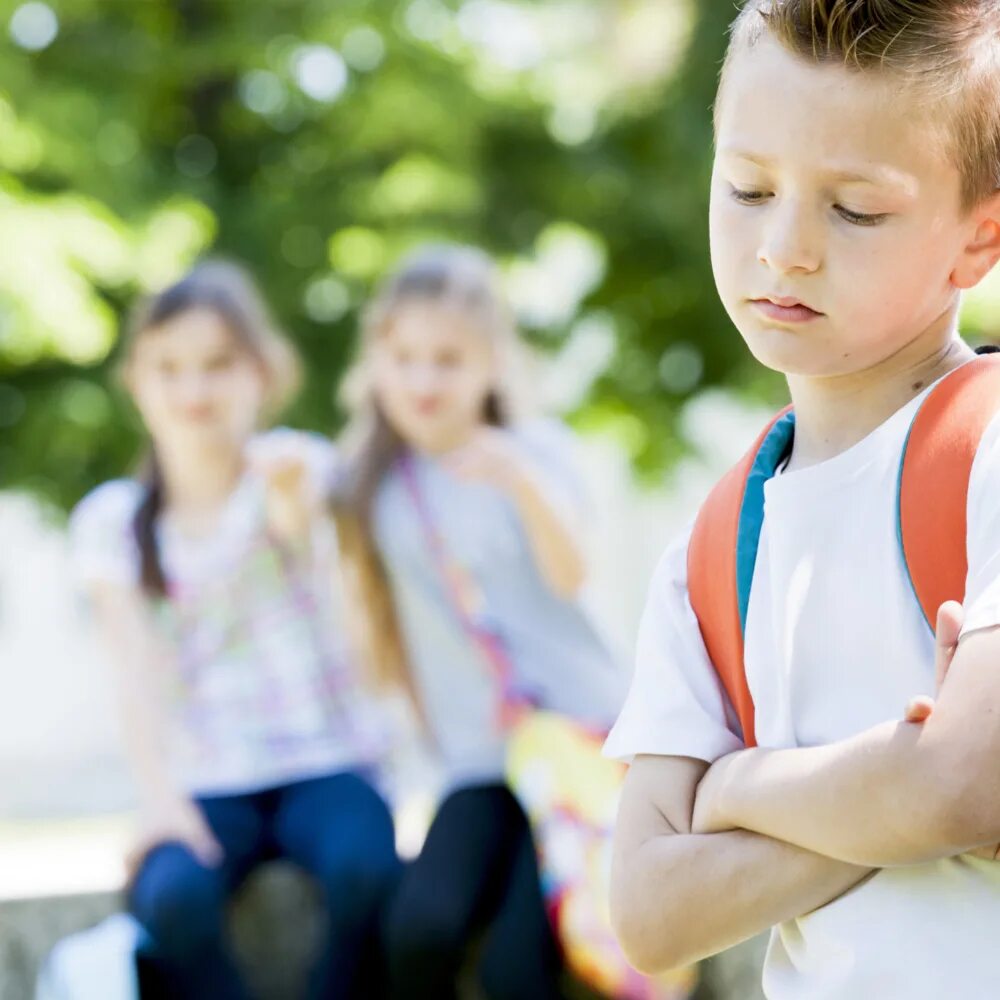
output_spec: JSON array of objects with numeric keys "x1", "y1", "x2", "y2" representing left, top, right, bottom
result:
[
  {"x1": 334, "y1": 244, "x2": 526, "y2": 692},
  {"x1": 122, "y1": 259, "x2": 302, "y2": 597}
]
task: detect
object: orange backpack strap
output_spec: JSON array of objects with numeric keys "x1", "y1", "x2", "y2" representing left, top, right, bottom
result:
[
  {"x1": 898, "y1": 353, "x2": 1000, "y2": 627},
  {"x1": 688, "y1": 354, "x2": 1000, "y2": 751},
  {"x1": 687, "y1": 406, "x2": 794, "y2": 748}
]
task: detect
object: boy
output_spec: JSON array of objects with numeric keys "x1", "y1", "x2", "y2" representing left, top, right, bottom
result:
[{"x1": 606, "y1": 2, "x2": 1000, "y2": 996}]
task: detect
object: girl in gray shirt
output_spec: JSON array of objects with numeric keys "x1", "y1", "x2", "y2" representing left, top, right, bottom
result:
[{"x1": 333, "y1": 244, "x2": 624, "y2": 999}]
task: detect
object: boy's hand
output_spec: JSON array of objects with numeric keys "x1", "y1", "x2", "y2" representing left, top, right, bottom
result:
[
  {"x1": 902, "y1": 602, "x2": 1000, "y2": 861},
  {"x1": 903, "y1": 601, "x2": 963, "y2": 723},
  {"x1": 691, "y1": 749, "x2": 743, "y2": 835},
  {"x1": 694, "y1": 604, "x2": 973, "y2": 842}
]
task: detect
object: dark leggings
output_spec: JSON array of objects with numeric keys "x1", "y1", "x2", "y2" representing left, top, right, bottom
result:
[
  {"x1": 383, "y1": 782, "x2": 566, "y2": 1000},
  {"x1": 130, "y1": 769, "x2": 399, "y2": 1000}
]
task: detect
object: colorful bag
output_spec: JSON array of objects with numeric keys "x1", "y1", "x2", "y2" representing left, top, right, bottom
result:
[
  {"x1": 687, "y1": 354, "x2": 1000, "y2": 746},
  {"x1": 399, "y1": 453, "x2": 695, "y2": 1000}
]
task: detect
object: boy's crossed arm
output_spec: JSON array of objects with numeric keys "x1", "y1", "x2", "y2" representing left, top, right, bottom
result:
[
  {"x1": 610, "y1": 602, "x2": 1000, "y2": 974},
  {"x1": 611, "y1": 753, "x2": 872, "y2": 974},
  {"x1": 692, "y1": 603, "x2": 1000, "y2": 867}
]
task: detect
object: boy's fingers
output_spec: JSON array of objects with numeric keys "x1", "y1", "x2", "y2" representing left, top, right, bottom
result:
[
  {"x1": 934, "y1": 601, "x2": 965, "y2": 690},
  {"x1": 966, "y1": 842, "x2": 1000, "y2": 862},
  {"x1": 935, "y1": 601, "x2": 964, "y2": 646},
  {"x1": 904, "y1": 695, "x2": 934, "y2": 724}
]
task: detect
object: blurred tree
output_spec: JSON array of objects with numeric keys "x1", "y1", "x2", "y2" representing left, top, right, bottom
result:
[{"x1": 3, "y1": 0, "x2": 997, "y2": 509}]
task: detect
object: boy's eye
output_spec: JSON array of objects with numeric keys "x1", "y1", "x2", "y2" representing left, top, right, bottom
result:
[
  {"x1": 834, "y1": 205, "x2": 889, "y2": 227},
  {"x1": 730, "y1": 186, "x2": 770, "y2": 205},
  {"x1": 729, "y1": 184, "x2": 889, "y2": 228}
]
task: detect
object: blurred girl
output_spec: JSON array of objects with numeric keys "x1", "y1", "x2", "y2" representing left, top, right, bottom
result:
[
  {"x1": 334, "y1": 244, "x2": 624, "y2": 1000},
  {"x1": 70, "y1": 261, "x2": 397, "y2": 1000}
]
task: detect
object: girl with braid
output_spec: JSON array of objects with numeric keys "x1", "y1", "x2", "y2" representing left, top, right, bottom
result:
[{"x1": 70, "y1": 260, "x2": 397, "y2": 1000}]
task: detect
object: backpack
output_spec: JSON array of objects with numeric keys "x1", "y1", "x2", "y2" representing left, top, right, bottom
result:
[{"x1": 687, "y1": 353, "x2": 1000, "y2": 748}]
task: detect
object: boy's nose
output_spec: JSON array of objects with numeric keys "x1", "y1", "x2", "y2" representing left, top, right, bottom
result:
[{"x1": 758, "y1": 208, "x2": 822, "y2": 275}]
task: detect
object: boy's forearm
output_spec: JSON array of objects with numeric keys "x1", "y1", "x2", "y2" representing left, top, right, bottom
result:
[
  {"x1": 699, "y1": 724, "x2": 990, "y2": 866},
  {"x1": 613, "y1": 826, "x2": 871, "y2": 973}
]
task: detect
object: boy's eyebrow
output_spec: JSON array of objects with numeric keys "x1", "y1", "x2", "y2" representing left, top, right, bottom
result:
[{"x1": 719, "y1": 148, "x2": 916, "y2": 191}]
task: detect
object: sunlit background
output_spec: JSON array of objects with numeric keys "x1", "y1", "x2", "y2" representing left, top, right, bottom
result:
[{"x1": 4, "y1": 1, "x2": 1000, "y2": 997}]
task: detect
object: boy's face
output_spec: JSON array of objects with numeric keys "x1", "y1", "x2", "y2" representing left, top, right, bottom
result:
[{"x1": 710, "y1": 34, "x2": 978, "y2": 379}]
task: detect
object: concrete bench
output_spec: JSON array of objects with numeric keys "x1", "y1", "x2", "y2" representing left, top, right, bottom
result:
[
  {"x1": 0, "y1": 817, "x2": 765, "y2": 1000},
  {"x1": 0, "y1": 850, "x2": 327, "y2": 1000}
]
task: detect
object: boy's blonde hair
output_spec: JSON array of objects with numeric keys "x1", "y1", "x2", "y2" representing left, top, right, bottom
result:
[{"x1": 721, "y1": 1, "x2": 1000, "y2": 210}]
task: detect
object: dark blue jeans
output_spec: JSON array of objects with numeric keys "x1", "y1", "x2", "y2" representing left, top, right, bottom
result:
[
  {"x1": 130, "y1": 769, "x2": 399, "y2": 1000},
  {"x1": 383, "y1": 783, "x2": 566, "y2": 1000}
]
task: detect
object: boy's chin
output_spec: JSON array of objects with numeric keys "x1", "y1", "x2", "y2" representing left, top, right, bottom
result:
[{"x1": 739, "y1": 326, "x2": 857, "y2": 380}]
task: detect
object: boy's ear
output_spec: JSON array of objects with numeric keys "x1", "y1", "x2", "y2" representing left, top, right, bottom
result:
[{"x1": 953, "y1": 191, "x2": 1000, "y2": 290}]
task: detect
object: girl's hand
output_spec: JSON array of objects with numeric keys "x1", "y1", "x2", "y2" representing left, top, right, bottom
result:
[
  {"x1": 445, "y1": 425, "x2": 586, "y2": 597},
  {"x1": 128, "y1": 796, "x2": 223, "y2": 877},
  {"x1": 249, "y1": 447, "x2": 315, "y2": 543},
  {"x1": 442, "y1": 427, "x2": 524, "y2": 491}
]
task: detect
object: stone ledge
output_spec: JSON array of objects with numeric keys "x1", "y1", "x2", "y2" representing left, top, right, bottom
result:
[
  {"x1": 1, "y1": 883, "x2": 766, "y2": 1000},
  {"x1": 0, "y1": 864, "x2": 326, "y2": 1000}
]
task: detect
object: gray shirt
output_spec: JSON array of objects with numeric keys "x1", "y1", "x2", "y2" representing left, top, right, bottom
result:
[{"x1": 373, "y1": 419, "x2": 626, "y2": 789}]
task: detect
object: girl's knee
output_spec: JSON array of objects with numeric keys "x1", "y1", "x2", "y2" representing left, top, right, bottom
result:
[
  {"x1": 319, "y1": 847, "x2": 401, "y2": 925},
  {"x1": 131, "y1": 844, "x2": 226, "y2": 959},
  {"x1": 383, "y1": 886, "x2": 467, "y2": 968},
  {"x1": 478, "y1": 947, "x2": 561, "y2": 1000}
]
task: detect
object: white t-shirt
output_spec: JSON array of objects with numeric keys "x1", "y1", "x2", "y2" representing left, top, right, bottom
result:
[
  {"x1": 70, "y1": 429, "x2": 386, "y2": 797},
  {"x1": 606, "y1": 381, "x2": 1000, "y2": 999}
]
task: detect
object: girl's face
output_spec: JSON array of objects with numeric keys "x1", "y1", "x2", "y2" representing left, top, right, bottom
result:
[
  {"x1": 126, "y1": 307, "x2": 266, "y2": 455},
  {"x1": 372, "y1": 299, "x2": 497, "y2": 452}
]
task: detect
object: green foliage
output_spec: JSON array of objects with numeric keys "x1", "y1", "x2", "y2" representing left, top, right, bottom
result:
[
  {"x1": 21, "y1": 0, "x2": 997, "y2": 508},
  {"x1": 0, "y1": 0, "x2": 749, "y2": 508}
]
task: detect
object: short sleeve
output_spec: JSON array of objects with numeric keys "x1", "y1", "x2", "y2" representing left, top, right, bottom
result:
[
  {"x1": 247, "y1": 427, "x2": 342, "y2": 497},
  {"x1": 961, "y1": 411, "x2": 1000, "y2": 636},
  {"x1": 510, "y1": 418, "x2": 587, "y2": 516},
  {"x1": 68, "y1": 480, "x2": 143, "y2": 589},
  {"x1": 603, "y1": 524, "x2": 744, "y2": 764}
]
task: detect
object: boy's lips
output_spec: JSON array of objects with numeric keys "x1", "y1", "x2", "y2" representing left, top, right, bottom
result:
[{"x1": 750, "y1": 296, "x2": 824, "y2": 324}]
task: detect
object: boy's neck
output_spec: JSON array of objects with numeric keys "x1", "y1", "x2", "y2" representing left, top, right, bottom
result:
[{"x1": 784, "y1": 318, "x2": 974, "y2": 470}]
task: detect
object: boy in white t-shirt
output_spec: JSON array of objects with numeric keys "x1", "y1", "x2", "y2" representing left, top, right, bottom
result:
[{"x1": 606, "y1": 3, "x2": 1000, "y2": 997}]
